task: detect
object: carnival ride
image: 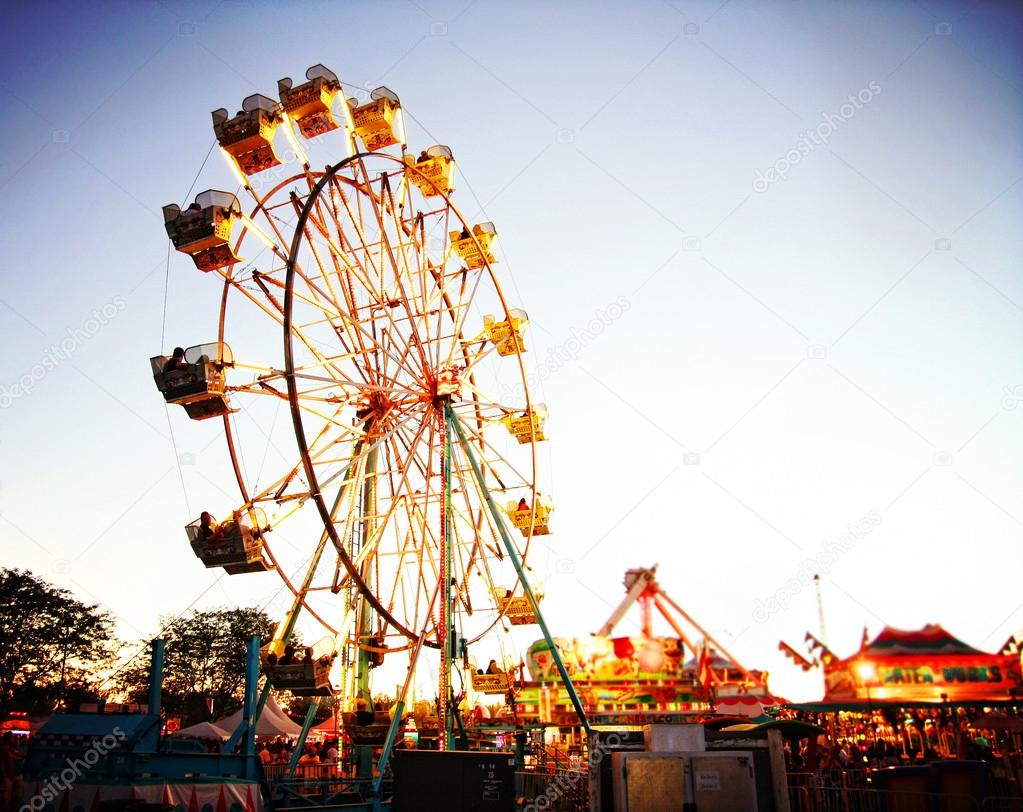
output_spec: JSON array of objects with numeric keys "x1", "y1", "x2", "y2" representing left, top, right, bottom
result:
[
  {"x1": 511, "y1": 566, "x2": 776, "y2": 731},
  {"x1": 150, "y1": 64, "x2": 589, "y2": 802}
]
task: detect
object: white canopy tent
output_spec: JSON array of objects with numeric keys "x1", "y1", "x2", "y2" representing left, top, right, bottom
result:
[
  {"x1": 172, "y1": 720, "x2": 229, "y2": 739},
  {"x1": 214, "y1": 692, "x2": 302, "y2": 738}
]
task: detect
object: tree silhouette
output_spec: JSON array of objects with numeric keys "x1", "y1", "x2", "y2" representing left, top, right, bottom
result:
[
  {"x1": 114, "y1": 607, "x2": 294, "y2": 726},
  {"x1": 0, "y1": 568, "x2": 116, "y2": 714}
]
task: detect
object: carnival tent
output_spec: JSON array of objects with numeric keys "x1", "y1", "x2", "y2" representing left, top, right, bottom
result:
[
  {"x1": 214, "y1": 693, "x2": 302, "y2": 738},
  {"x1": 172, "y1": 720, "x2": 229, "y2": 739},
  {"x1": 823, "y1": 624, "x2": 1023, "y2": 703},
  {"x1": 307, "y1": 715, "x2": 340, "y2": 741},
  {"x1": 714, "y1": 695, "x2": 788, "y2": 717}
]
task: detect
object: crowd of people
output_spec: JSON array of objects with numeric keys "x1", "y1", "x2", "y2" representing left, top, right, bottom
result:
[
  {"x1": 778, "y1": 704, "x2": 1023, "y2": 793},
  {"x1": 256, "y1": 738, "x2": 339, "y2": 769}
]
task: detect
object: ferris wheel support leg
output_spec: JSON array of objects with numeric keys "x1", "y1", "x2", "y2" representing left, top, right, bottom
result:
[
  {"x1": 274, "y1": 436, "x2": 368, "y2": 651},
  {"x1": 445, "y1": 406, "x2": 592, "y2": 737},
  {"x1": 355, "y1": 439, "x2": 378, "y2": 707}
]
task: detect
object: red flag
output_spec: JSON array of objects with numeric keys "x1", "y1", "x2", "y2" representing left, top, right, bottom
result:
[
  {"x1": 188, "y1": 788, "x2": 199, "y2": 812},
  {"x1": 216, "y1": 787, "x2": 228, "y2": 812},
  {"x1": 697, "y1": 643, "x2": 714, "y2": 687},
  {"x1": 162, "y1": 786, "x2": 174, "y2": 808},
  {"x1": 90, "y1": 789, "x2": 101, "y2": 812}
]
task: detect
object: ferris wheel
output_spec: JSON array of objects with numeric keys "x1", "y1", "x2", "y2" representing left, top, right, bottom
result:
[{"x1": 151, "y1": 65, "x2": 585, "y2": 752}]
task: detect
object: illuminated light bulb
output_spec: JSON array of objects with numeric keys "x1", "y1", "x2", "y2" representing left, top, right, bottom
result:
[
  {"x1": 220, "y1": 147, "x2": 249, "y2": 188},
  {"x1": 281, "y1": 115, "x2": 309, "y2": 166},
  {"x1": 239, "y1": 213, "x2": 278, "y2": 252}
]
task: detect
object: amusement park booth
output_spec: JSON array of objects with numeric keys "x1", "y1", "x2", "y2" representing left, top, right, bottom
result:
[{"x1": 821, "y1": 624, "x2": 1023, "y2": 704}]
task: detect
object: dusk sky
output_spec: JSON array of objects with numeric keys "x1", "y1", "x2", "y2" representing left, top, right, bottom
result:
[{"x1": 1, "y1": 0, "x2": 1021, "y2": 702}]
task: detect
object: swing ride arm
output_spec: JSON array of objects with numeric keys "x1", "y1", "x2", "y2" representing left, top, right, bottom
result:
[{"x1": 596, "y1": 566, "x2": 657, "y2": 637}]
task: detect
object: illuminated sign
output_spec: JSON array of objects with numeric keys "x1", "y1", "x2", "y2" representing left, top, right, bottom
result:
[{"x1": 826, "y1": 655, "x2": 1023, "y2": 702}]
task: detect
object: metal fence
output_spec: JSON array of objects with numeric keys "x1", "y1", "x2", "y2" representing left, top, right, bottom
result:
[
  {"x1": 516, "y1": 767, "x2": 590, "y2": 811},
  {"x1": 787, "y1": 769, "x2": 1023, "y2": 812}
]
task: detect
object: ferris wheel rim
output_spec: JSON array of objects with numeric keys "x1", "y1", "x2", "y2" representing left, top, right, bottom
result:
[{"x1": 277, "y1": 150, "x2": 542, "y2": 646}]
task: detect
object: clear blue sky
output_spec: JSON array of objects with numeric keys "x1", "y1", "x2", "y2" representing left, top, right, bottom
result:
[{"x1": 0, "y1": 0, "x2": 1020, "y2": 702}]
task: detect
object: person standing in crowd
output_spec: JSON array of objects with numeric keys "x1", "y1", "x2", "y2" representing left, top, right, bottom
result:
[{"x1": 0, "y1": 734, "x2": 13, "y2": 812}]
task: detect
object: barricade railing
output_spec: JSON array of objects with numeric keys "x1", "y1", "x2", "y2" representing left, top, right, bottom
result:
[
  {"x1": 787, "y1": 768, "x2": 1023, "y2": 812},
  {"x1": 516, "y1": 767, "x2": 589, "y2": 812}
]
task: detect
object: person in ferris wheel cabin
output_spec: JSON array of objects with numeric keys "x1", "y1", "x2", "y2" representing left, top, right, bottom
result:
[
  {"x1": 354, "y1": 698, "x2": 375, "y2": 725},
  {"x1": 486, "y1": 659, "x2": 501, "y2": 675},
  {"x1": 517, "y1": 498, "x2": 529, "y2": 512},
  {"x1": 164, "y1": 347, "x2": 188, "y2": 373},
  {"x1": 199, "y1": 511, "x2": 219, "y2": 541}
]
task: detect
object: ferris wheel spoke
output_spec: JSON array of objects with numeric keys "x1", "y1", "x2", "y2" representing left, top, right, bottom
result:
[
  {"x1": 450, "y1": 380, "x2": 527, "y2": 418},
  {"x1": 450, "y1": 413, "x2": 533, "y2": 497},
  {"x1": 234, "y1": 410, "x2": 356, "y2": 510},
  {"x1": 284, "y1": 230, "x2": 369, "y2": 365},
  {"x1": 449, "y1": 444, "x2": 512, "y2": 569},
  {"x1": 372, "y1": 172, "x2": 434, "y2": 377},
  {"x1": 311, "y1": 400, "x2": 423, "y2": 497},
  {"x1": 457, "y1": 335, "x2": 506, "y2": 383},
  {"x1": 305, "y1": 197, "x2": 386, "y2": 308},
  {"x1": 447, "y1": 443, "x2": 533, "y2": 637},
  {"x1": 302, "y1": 194, "x2": 382, "y2": 384},
  {"x1": 291, "y1": 371, "x2": 419, "y2": 399},
  {"x1": 352, "y1": 415, "x2": 431, "y2": 577},
  {"x1": 328, "y1": 172, "x2": 391, "y2": 294},
  {"x1": 432, "y1": 206, "x2": 454, "y2": 371},
  {"x1": 221, "y1": 268, "x2": 355, "y2": 386}
]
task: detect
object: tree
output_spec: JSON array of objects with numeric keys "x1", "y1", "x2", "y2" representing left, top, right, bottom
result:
[
  {"x1": 114, "y1": 607, "x2": 286, "y2": 725},
  {"x1": 0, "y1": 568, "x2": 117, "y2": 714}
]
